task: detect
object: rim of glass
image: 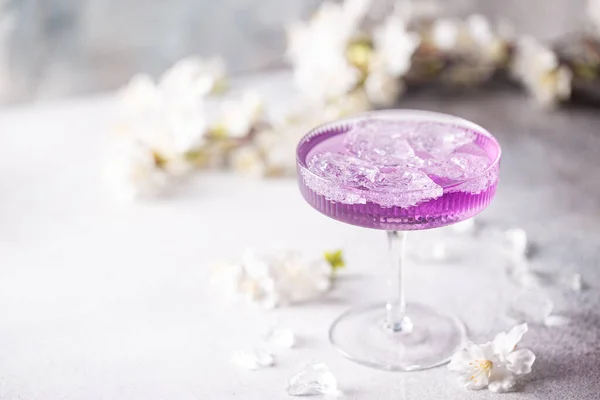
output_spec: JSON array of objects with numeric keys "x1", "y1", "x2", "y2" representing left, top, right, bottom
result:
[{"x1": 296, "y1": 109, "x2": 502, "y2": 194}]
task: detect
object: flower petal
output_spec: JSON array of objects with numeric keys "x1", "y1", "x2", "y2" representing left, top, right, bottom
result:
[
  {"x1": 493, "y1": 323, "x2": 528, "y2": 357},
  {"x1": 487, "y1": 364, "x2": 517, "y2": 392},
  {"x1": 488, "y1": 375, "x2": 516, "y2": 393},
  {"x1": 506, "y1": 348, "x2": 536, "y2": 375},
  {"x1": 479, "y1": 342, "x2": 497, "y2": 361},
  {"x1": 462, "y1": 375, "x2": 489, "y2": 391},
  {"x1": 465, "y1": 341, "x2": 485, "y2": 360},
  {"x1": 448, "y1": 349, "x2": 471, "y2": 372}
]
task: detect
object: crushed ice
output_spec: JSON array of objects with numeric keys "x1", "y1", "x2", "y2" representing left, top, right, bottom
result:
[
  {"x1": 263, "y1": 327, "x2": 297, "y2": 348},
  {"x1": 305, "y1": 118, "x2": 498, "y2": 207},
  {"x1": 231, "y1": 348, "x2": 275, "y2": 370},
  {"x1": 287, "y1": 362, "x2": 339, "y2": 396}
]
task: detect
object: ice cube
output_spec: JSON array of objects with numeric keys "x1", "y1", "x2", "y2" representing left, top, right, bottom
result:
[
  {"x1": 308, "y1": 152, "x2": 378, "y2": 188},
  {"x1": 366, "y1": 168, "x2": 443, "y2": 207},
  {"x1": 409, "y1": 122, "x2": 476, "y2": 156},
  {"x1": 422, "y1": 153, "x2": 490, "y2": 181},
  {"x1": 231, "y1": 348, "x2": 275, "y2": 370},
  {"x1": 262, "y1": 327, "x2": 297, "y2": 348},
  {"x1": 287, "y1": 362, "x2": 338, "y2": 396},
  {"x1": 344, "y1": 120, "x2": 422, "y2": 167}
]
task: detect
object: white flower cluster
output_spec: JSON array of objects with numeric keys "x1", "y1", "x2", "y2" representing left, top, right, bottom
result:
[
  {"x1": 286, "y1": 0, "x2": 420, "y2": 108},
  {"x1": 211, "y1": 249, "x2": 333, "y2": 309},
  {"x1": 511, "y1": 36, "x2": 572, "y2": 108},
  {"x1": 105, "y1": 57, "x2": 273, "y2": 201},
  {"x1": 449, "y1": 323, "x2": 535, "y2": 392},
  {"x1": 427, "y1": 14, "x2": 511, "y2": 84},
  {"x1": 431, "y1": 15, "x2": 510, "y2": 60}
]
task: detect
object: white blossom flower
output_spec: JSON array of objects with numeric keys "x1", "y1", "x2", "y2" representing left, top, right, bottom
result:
[
  {"x1": 237, "y1": 249, "x2": 281, "y2": 308},
  {"x1": 158, "y1": 56, "x2": 226, "y2": 98},
  {"x1": 119, "y1": 73, "x2": 209, "y2": 156},
  {"x1": 325, "y1": 88, "x2": 371, "y2": 118},
  {"x1": 104, "y1": 136, "x2": 168, "y2": 201},
  {"x1": 448, "y1": 324, "x2": 535, "y2": 392},
  {"x1": 432, "y1": 18, "x2": 461, "y2": 51},
  {"x1": 210, "y1": 250, "x2": 282, "y2": 309},
  {"x1": 229, "y1": 146, "x2": 266, "y2": 178},
  {"x1": 286, "y1": 0, "x2": 371, "y2": 102},
  {"x1": 256, "y1": 103, "x2": 367, "y2": 176},
  {"x1": 216, "y1": 90, "x2": 264, "y2": 138},
  {"x1": 272, "y1": 251, "x2": 332, "y2": 305},
  {"x1": 210, "y1": 249, "x2": 332, "y2": 308},
  {"x1": 254, "y1": 127, "x2": 300, "y2": 177},
  {"x1": 116, "y1": 69, "x2": 212, "y2": 181},
  {"x1": 431, "y1": 15, "x2": 507, "y2": 67},
  {"x1": 364, "y1": 14, "x2": 418, "y2": 107},
  {"x1": 512, "y1": 36, "x2": 572, "y2": 108},
  {"x1": 118, "y1": 74, "x2": 164, "y2": 119},
  {"x1": 466, "y1": 14, "x2": 495, "y2": 48},
  {"x1": 372, "y1": 15, "x2": 420, "y2": 77},
  {"x1": 364, "y1": 69, "x2": 403, "y2": 106}
]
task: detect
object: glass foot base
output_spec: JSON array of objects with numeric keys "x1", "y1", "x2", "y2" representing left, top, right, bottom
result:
[{"x1": 329, "y1": 302, "x2": 466, "y2": 371}]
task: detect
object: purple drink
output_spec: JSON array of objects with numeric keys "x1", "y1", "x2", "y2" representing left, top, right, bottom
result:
[
  {"x1": 296, "y1": 110, "x2": 502, "y2": 371},
  {"x1": 297, "y1": 110, "x2": 500, "y2": 230}
]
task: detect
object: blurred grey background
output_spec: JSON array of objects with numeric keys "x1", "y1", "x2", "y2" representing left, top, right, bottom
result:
[{"x1": 0, "y1": 0, "x2": 588, "y2": 103}]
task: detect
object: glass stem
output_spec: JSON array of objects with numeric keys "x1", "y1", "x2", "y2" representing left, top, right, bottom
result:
[{"x1": 386, "y1": 231, "x2": 413, "y2": 333}]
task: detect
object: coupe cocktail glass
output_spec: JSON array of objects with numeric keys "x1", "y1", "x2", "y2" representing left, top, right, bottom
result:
[{"x1": 296, "y1": 110, "x2": 501, "y2": 371}]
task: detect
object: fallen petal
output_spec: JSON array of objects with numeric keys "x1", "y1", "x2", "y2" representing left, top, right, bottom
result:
[
  {"x1": 465, "y1": 341, "x2": 487, "y2": 360},
  {"x1": 493, "y1": 323, "x2": 528, "y2": 358},
  {"x1": 506, "y1": 348, "x2": 536, "y2": 375},
  {"x1": 287, "y1": 362, "x2": 338, "y2": 396},
  {"x1": 463, "y1": 377, "x2": 489, "y2": 391},
  {"x1": 488, "y1": 375, "x2": 516, "y2": 393},
  {"x1": 447, "y1": 348, "x2": 472, "y2": 372},
  {"x1": 231, "y1": 348, "x2": 275, "y2": 370}
]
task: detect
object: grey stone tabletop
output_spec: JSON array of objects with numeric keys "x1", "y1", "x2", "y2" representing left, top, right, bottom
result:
[{"x1": 0, "y1": 73, "x2": 598, "y2": 399}]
